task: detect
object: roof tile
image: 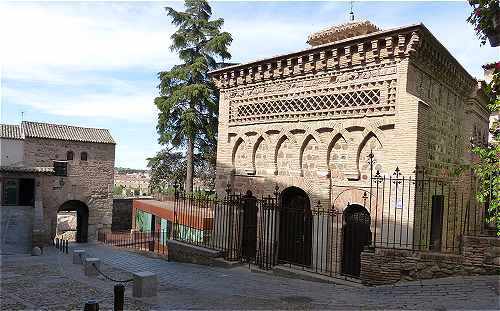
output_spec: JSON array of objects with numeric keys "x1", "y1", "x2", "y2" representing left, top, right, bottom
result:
[
  {"x1": 0, "y1": 124, "x2": 22, "y2": 140},
  {"x1": 21, "y1": 121, "x2": 115, "y2": 144}
]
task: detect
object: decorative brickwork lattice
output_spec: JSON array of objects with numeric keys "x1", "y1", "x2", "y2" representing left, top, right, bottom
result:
[{"x1": 229, "y1": 80, "x2": 396, "y2": 124}]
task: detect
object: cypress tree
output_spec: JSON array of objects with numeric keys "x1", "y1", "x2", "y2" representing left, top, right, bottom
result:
[{"x1": 154, "y1": 0, "x2": 232, "y2": 192}]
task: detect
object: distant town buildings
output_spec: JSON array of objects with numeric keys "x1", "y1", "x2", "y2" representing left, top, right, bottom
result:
[{"x1": 114, "y1": 170, "x2": 150, "y2": 196}]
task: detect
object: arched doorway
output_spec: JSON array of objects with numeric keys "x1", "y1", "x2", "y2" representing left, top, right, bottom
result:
[
  {"x1": 342, "y1": 204, "x2": 371, "y2": 277},
  {"x1": 279, "y1": 187, "x2": 312, "y2": 266},
  {"x1": 58, "y1": 200, "x2": 89, "y2": 243}
]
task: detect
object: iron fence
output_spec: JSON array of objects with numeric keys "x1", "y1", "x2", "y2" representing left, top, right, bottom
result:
[
  {"x1": 369, "y1": 168, "x2": 487, "y2": 254},
  {"x1": 127, "y1": 162, "x2": 490, "y2": 279},
  {"x1": 97, "y1": 230, "x2": 169, "y2": 256}
]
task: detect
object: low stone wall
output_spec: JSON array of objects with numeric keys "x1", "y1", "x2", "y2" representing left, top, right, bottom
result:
[
  {"x1": 361, "y1": 235, "x2": 500, "y2": 286},
  {"x1": 462, "y1": 235, "x2": 500, "y2": 266},
  {"x1": 167, "y1": 240, "x2": 224, "y2": 266}
]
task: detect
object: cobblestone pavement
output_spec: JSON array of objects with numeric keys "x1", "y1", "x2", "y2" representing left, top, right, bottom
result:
[{"x1": 1, "y1": 243, "x2": 499, "y2": 310}]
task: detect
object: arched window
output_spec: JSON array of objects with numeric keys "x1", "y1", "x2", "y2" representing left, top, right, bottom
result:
[
  {"x1": 81, "y1": 152, "x2": 88, "y2": 161},
  {"x1": 66, "y1": 151, "x2": 74, "y2": 160}
]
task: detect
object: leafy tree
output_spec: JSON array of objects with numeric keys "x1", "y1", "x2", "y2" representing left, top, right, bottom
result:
[
  {"x1": 112, "y1": 185, "x2": 125, "y2": 196},
  {"x1": 154, "y1": 0, "x2": 232, "y2": 192},
  {"x1": 467, "y1": 0, "x2": 499, "y2": 45},
  {"x1": 471, "y1": 65, "x2": 500, "y2": 236},
  {"x1": 147, "y1": 149, "x2": 187, "y2": 193},
  {"x1": 147, "y1": 148, "x2": 217, "y2": 193},
  {"x1": 468, "y1": 1, "x2": 500, "y2": 236}
]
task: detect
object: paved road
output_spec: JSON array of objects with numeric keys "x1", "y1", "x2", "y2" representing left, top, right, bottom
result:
[
  {"x1": 77, "y1": 243, "x2": 500, "y2": 310},
  {"x1": 1, "y1": 243, "x2": 499, "y2": 310}
]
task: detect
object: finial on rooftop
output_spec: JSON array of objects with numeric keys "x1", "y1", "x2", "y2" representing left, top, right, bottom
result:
[{"x1": 349, "y1": 1, "x2": 354, "y2": 21}]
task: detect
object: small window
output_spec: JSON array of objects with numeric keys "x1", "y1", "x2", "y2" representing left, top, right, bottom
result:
[
  {"x1": 66, "y1": 151, "x2": 74, "y2": 160},
  {"x1": 81, "y1": 152, "x2": 88, "y2": 161}
]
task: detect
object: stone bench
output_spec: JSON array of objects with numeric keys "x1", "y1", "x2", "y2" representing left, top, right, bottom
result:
[
  {"x1": 84, "y1": 258, "x2": 101, "y2": 277},
  {"x1": 73, "y1": 250, "x2": 86, "y2": 264},
  {"x1": 133, "y1": 271, "x2": 158, "y2": 297}
]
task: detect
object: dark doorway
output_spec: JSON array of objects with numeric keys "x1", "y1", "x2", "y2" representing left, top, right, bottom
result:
[
  {"x1": 19, "y1": 179, "x2": 35, "y2": 206},
  {"x1": 241, "y1": 191, "x2": 258, "y2": 260},
  {"x1": 2, "y1": 179, "x2": 18, "y2": 205},
  {"x1": 279, "y1": 187, "x2": 312, "y2": 267},
  {"x1": 429, "y1": 195, "x2": 444, "y2": 251},
  {"x1": 342, "y1": 204, "x2": 371, "y2": 277},
  {"x1": 58, "y1": 200, "x2": 89, "y2": 243}
]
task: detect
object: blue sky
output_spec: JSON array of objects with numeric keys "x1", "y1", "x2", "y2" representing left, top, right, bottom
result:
[{"x1": 1, "y1": 1, "x2": 498, "y2": 169}]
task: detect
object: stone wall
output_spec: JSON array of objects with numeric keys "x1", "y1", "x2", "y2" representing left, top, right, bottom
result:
[
  {"x1": 0, "y1": 138, "x2": 24, "y2": 166},
  {"x1": 167, "y1": 239, "x2": 224, "y2": 266},
  {"x1": 112, "y1": 198, "x2": 133, "y2": 231},
  {"x1": 23, "y1": 137, "x2": 115, "y2": 243},
  {"x1": 112, "y1": 198, "x2": 153, "y2": 231},
  {"x1": 361, "y1": 235, "x2": 500, "y2": 286}
]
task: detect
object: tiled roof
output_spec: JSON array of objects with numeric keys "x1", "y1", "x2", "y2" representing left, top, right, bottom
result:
[
  {"x1": 1, "y1": 124, "x2": 22, "y2": 140},
  {"x1": 22, "y1": 121, "x2": 115, "y2": 144}
]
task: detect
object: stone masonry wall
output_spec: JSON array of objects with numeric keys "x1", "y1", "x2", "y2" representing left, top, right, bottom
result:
[
  {"x1": 361, "y1": 235, "x2": 500, "y2": 286},
  {"x1": 23, "y1": 137, "x2": 115, "y2": 243}
]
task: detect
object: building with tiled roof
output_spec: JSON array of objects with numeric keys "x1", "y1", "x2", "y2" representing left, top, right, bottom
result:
[
  {"x1": 1, "y1": 120, "x2": 115, "y2": 252},
  {"x1": 21, "y1": 121, "x2": 115, "y2": 144},
  {"x1": 1, "y1": 124, "x2": 23, "y2": 140}
]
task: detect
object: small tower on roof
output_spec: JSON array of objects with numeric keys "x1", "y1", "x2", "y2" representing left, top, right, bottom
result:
[{"x1": 306, "y1": 21, "x2": 381, "y2": 46}]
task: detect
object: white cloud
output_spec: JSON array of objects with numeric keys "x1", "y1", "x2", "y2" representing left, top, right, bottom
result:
[
  {"x1": 3, "y1": 86, "x2": 158, "y2": 122},
  {"x1": 0, "y1": 2, "x2": 177, "y2": 77}
]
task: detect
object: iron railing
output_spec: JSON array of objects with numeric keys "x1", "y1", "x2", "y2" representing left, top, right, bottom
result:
[
  {"x1": 98, "y1": 230, "x2": 169, "y2": 256},
  {"x1": 121, "y1": 161, "x2": 490, "y2": 279}
]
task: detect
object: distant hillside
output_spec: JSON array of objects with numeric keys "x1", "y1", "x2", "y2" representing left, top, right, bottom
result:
[{"x1": 115, "y1": 167, "x2": 149, "y2": 174}]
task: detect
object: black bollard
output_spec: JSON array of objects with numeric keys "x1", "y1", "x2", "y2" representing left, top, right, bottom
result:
[
  {"x1": 65, "y1": 240, "x2": 69, "y2": 254},
  {"x1": 84, "y1": 300, "x2": 99, "y2": 311},
  {"x1": 56, "y1": 238, "x2": 59, "y2": 250},
  {"x1": 114, "y1": 284, "x2": 125, "y2": 311}
]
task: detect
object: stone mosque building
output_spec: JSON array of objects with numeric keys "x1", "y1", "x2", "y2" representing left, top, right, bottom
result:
[
  {"x1": 209, "y1": 21, "x2": 490, "y2": 274},
  {"x1": 211, "y1": 21, "x2": 488, "y2": 207}
]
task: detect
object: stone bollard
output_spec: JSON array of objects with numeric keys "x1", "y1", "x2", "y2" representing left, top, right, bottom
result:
[
  {"x1": 73, "y1": 250, "x2": 86, "y2": 264},
  {"x1": 84, "y1": 300, "x2": 99, "y2": 311},
  {"x1": 132, "y1": 271, "x2": 158, "y2": 297},
  {"x1": 84, "y1": 258, "x2": 101, "y2": 277},
  {"x1": 32, "y1": 246, "x2": 42, "y2": 256}
]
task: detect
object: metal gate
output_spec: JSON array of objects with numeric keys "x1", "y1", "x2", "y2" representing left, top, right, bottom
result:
[
  {"x1": 241, "y1": 193, "x2": 258, "y2": 260},
  {"x1": 278, "y1": 187, "x2": 312, "y2": 267},
  {"x1": 341, "y1": 204, "x2": 372, "y2": 277}
]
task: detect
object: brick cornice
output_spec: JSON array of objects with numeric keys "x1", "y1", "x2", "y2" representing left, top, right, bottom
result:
[
  {"x1": 410, "y1": 26, "x2": 477, "y2": 96},
  {"x1": 209, "y1": 23, "x2": 476, "y2": 94}
]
